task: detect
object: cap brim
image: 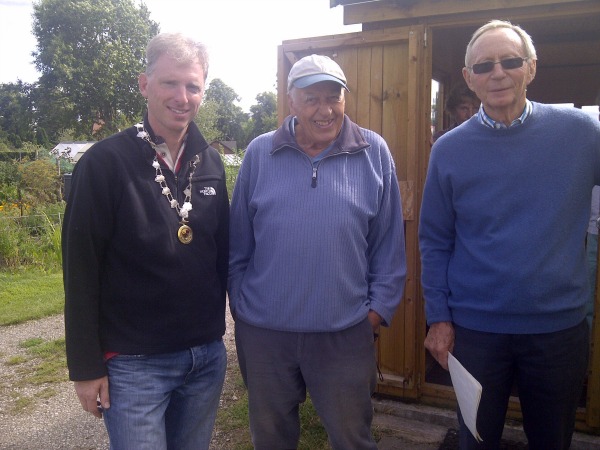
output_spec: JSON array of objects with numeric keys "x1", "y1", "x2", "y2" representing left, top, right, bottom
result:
[{"x1": 292, "y1": 74, "x2": 348, "y2": 91}]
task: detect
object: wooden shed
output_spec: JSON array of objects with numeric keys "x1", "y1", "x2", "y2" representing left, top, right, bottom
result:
[{"x1": 277, "y1": 0, "x2": 600, "y2": 434}]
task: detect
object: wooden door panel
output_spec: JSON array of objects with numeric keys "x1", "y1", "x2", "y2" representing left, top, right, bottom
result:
[{"x1": 278, "y1": 25, "x2": 431, "y2": 399}]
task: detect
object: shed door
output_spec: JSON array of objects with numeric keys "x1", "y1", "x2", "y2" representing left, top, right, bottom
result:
[{"x1": 278, "y1": 25, "x2": 432, "y2": 399}]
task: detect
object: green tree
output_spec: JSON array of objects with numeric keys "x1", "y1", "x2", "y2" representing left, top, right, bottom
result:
[
  {"x1": 194, "y1": 99, "x2": 221, "y2": 144},
  {"x1": 204, "y1": 79, "x2": 248, "y2": 144},
  {"x1": 245, "y1": 91, "x2": 278, "y2": 144},
  {"x1": 32, "y1": 0, "x2": 159, "y2": 142},
  {"x1": 0, "y1": 158, "x2": 20, "y2": 206},
  {"x1": 0, "y1": 81, "x2": 36, "y2": 148},
  {"x1": 19, "y1": 158, "x2": 61, "y2": 207}
]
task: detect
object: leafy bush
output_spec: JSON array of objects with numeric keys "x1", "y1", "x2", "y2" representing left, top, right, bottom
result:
[
  {"x1": 0, "y1": 217, "x2": 24, "y2": 268},
  {"x1": 223, "y1": 152, "x2": 242, "y2": 201},
  {"x1": 0, "y1": 203, "x2": 64, "y2": 271}
]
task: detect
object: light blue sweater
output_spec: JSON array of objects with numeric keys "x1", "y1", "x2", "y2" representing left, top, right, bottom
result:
[
  {"x1": 229, "y1": 115, "x2": 406, "y2": 332},
  {"x1": 419, "y1": 102, "x2": 600, "y2": 334}
]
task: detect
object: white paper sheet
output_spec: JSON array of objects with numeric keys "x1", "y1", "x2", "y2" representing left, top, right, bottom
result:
[{"x1": 448, "y1": 352, "x2": 483, "y2": 442}]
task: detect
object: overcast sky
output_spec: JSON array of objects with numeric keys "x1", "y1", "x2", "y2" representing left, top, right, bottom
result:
[{"x1": 0, "y1": 0, "x2": 361, "y2": 111}]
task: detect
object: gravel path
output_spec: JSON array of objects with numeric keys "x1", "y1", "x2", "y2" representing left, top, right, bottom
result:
[
  {"x1": 0, "y1": 313, "x2": 237, "y2": 450},
  {"x1": 0, "y1": 314, "x2": 109, "y2": 450}
]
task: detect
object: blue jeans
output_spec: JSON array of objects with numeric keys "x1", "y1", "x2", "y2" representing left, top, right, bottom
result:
[{"x1": 103, "y1": 340, "x2": 226, "y2": 450}]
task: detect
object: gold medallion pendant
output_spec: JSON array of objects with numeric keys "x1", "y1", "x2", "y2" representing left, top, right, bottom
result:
[
  {"x1": 178, "y1": 224, "x2": 193, "y2": 244},
  {"x1": 144, "y1": 128, "x2": 201, "y2": 246}
]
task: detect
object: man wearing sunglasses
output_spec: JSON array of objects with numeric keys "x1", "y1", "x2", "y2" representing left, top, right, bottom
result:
[{"x1": 420, "y1": 20, "x2": 600, "y2": 449}]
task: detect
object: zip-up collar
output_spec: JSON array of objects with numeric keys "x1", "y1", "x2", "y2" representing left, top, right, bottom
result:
[
  {"x1": 129, "y1": 114, "x2": 211, "y2": 169},
  {"x1": 270, "y1": 114, "x2": 370, "y2": 157}
]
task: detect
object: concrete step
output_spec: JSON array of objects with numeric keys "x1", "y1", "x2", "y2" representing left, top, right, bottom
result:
[{"x1": 372, "y1": 397, "x2": 600, "y2": 449}]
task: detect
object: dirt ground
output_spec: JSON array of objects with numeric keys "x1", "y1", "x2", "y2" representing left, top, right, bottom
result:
[{"x1": 0, "y1": 310, "x2": 240, "y2": 450}]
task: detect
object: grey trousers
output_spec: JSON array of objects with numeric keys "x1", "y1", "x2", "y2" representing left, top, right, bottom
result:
[{"x1": 235, "y1": 317, "x2": 378, "y2": 450}]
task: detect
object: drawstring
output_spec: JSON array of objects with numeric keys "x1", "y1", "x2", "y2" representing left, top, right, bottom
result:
[{"x1": 374, "y1": 333, "x2": 384, "y2": 382}]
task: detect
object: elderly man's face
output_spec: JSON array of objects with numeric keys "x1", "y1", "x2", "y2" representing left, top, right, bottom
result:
[
  {"x1": 288, "y1": 81, "x2": 345, "y2": 154},
  {"x1": 463, "y1": 27, "x2": 536, "y2": 124}
]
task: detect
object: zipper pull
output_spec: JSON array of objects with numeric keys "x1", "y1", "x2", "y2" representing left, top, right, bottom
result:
[{"x1": 311, "y1": 166, "x2": 318, "y2": 188}]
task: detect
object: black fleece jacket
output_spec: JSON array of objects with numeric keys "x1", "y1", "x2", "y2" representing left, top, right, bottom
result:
[{"x1": 62, "y1": 120, "x2": 229, "y2": 381}]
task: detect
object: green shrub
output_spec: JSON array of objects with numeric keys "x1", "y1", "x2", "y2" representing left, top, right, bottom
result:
[
  {"x1": 0, "y1": 217, "x2": 25, "y2": 269},
  {"x1": 0, "y1": 203, "x2": 64, "y2": 271},
  {"x1": 222, "y1": 153, "x2": 242, "y2": 201}
]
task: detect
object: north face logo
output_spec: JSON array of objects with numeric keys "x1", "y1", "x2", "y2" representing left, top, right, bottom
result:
[{"x1": 199, "y1": 187, "x2": 216, "y2": 196}]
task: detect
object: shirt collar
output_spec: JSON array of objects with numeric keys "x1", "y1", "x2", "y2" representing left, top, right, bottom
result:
[
  {"x1": 154, "y1": 135, "x2": 188, "y2": 173},
  {"x1": 478, "y1": 99, "x2": 532, "y2": 129}
]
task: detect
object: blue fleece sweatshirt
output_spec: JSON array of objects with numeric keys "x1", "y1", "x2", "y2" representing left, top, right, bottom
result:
[
  {"x1": 229, "y1": 115, "x2": 406, "y2": 332},
  {"x1": 419, "y1": 102, "x2": 600, "y2": 334}
]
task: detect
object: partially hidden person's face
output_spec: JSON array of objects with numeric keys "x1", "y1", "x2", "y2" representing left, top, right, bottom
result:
[
  {"x1": 288, "y1": 81, "x2": 345, "y2": 153},
  {"x1": 463, "y1": 27, "x2": 536, "y2": 124},
  {"x1": 138, "y1": 53, "x2": 205, "y2": 139},
  {"x1": 453, "y1": 99, "x2": 478, "y2": 124}
]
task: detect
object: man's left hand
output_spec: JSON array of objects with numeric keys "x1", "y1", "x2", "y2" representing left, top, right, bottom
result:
[{"x1": 368, "y1": 310, "x2": 383, "y2": 332}]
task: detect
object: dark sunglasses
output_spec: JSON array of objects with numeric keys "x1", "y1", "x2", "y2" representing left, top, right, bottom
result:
[{"x1": 468, "y1": 57, "x2": 529, "y2": 75}]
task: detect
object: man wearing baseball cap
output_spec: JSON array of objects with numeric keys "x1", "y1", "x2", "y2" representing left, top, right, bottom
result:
[{"x1": 229, "y1": 54, "x2": 406, "y2": 449}]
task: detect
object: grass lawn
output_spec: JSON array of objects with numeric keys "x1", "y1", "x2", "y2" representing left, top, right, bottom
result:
[
  {"x1": 0, "y1": 270, "x2": 64, "y2": 325},
  {"x1": 0, "y1": 270, "x2": 68, "y2": 415}
]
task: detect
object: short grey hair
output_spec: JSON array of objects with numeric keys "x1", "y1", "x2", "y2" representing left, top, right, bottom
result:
[
  {"x1": 465, "y1": 20, "x2": 537, "y2": 67},
  {"x1": 145, "y1": 32, "x2": 209, "y2": 80}
]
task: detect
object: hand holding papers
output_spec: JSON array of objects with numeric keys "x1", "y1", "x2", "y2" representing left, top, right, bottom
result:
[{"x1": 448, "y1": 352, "x2": 483, "y2": 442}]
